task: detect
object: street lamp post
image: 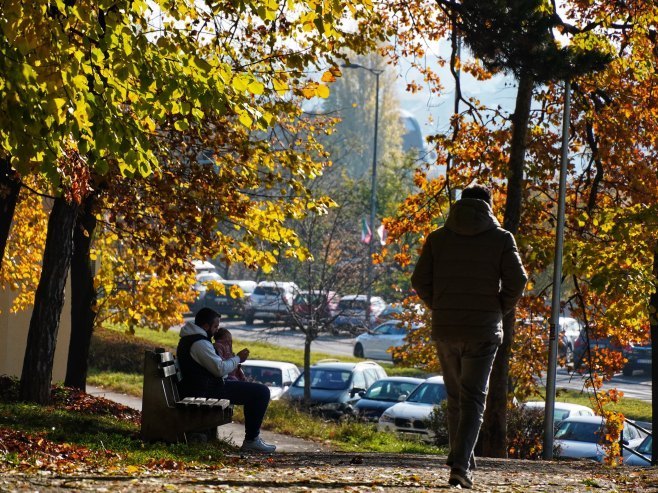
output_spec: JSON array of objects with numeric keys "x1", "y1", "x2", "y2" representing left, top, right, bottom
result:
[
  {"x1": 543, "y1": 79, "x2": 571, "y2": 459},
  {"x1": 344, "y1": 63, "x2": 384, "y2": 326}
]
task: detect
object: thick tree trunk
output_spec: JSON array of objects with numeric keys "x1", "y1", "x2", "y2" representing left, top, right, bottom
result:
[
  {"x1": 650, "y1": 239, "x2": 658, "y2": 465},
  {"x1": 0, "y1": 158, "x2": 21, "y2": 271},
  {"x1": 65, "y1": 193, "x2": 98, "y2": 390},
  {"x1": 480, "y1": 71, "x2": 534, "y2": 457},
  {"x1": 19, "y1": 196, "x2": 79, "y2": 404}
]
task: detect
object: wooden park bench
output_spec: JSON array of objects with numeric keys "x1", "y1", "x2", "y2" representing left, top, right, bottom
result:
[{"x1": 140, "y1": 348, "x2": 233, "y2": 443}]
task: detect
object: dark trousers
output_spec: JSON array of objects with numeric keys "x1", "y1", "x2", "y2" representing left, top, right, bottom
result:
[
  {"x1": 436, "y1": 340, "x2": 499, "y2": 473},
  {"x1": 206, "y1": 380, "x2": 271, "y2": 440}
]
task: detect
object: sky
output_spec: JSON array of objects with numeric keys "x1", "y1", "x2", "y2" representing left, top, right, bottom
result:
[{"x1": 394, "y1": 41, "x2": 518, "y2": 142}]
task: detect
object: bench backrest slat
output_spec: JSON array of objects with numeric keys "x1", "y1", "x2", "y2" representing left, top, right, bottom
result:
[{"x1": 160, "y1": 362, "x2": 177, "y2": 378}]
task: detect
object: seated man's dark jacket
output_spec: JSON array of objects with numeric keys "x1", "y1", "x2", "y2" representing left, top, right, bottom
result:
[{"x1": 177, "y1": 333, "x2": 223, "y2": 397}]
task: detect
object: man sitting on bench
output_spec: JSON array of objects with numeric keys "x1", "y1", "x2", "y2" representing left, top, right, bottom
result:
[{"x1": 177, "y1": 307, "x2": 276, "y2": 453}]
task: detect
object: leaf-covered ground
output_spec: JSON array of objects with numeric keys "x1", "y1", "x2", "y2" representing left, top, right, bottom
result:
[
  {"x1": 2, "y1": 376, "x2": 657, "y2": 491},
  {"x1": 2, "y1": 451, "x2": 658, "y2": 492}
]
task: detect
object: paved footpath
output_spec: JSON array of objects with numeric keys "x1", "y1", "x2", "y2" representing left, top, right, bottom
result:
[
  {"x1": 86, "y1": 385, "x2": 333, "y2": 453},
  {"x1": 77, "y1": 386, "x2": 658, "y2": 492}
]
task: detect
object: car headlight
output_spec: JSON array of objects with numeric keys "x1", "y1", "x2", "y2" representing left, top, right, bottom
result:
[{"x1": 379, "y1": 413, "x2": 394, "y2": 423}]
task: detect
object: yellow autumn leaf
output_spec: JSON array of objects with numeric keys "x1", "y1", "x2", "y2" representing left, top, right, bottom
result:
[{"x1": 316, "y1": 84, "x2": 330, "y2": 98}]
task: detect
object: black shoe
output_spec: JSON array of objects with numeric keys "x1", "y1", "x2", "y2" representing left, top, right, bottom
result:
[{"x1": 448, "y1": 468, "x2": 473, "y2": 489}]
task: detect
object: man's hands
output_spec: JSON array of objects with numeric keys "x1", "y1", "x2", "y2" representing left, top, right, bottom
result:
[{"x1": 236, "y1": 348, "x2": 250, "y2": 363}]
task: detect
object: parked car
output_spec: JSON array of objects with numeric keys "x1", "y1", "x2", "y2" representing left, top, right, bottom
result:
[
  {"x1": 292, "y1": 290, "x2": 339, "y2": 326},
  {"x1": 240, "y1": 360, "x2": 301, "y2": 400},
  {"x1": 282, "y1": 359, "x2": 387, "y2": 418},
  {"x1": 377, "y1": 376, "x2": 447, "y2": 441},
  {"x1": 194, "y1": 280, "x2": 257, "y2": 318},
  {"x1": 353, "y1": 320, "x2": 417, "y2": 361},
  {"x1": 244, "y1": 281, "x2": 300, "y2": 325},
  {"x1": 192, "y1": 260, "x2": 220, "y2": 276},
  {"x1": 624, "y1": 434, "x2": 652, "y2": 466},
  {"x1": 353, "y1": 376, "x2": 424, "y2": 421},
  {"x1": 186, "y1": 271, "x2": 225, "y2": 314},
  {"x1": 572, "y1": 330, "x2": 623, "y2": 371},
  {"x1": 622, "y1": 342, "x2": 652, "y2": 377},
  {"x1": 554, "y1": 415, "x2": 646, "y2": 461},
  {"x1": 374, "y1": 303, "x2": 423, "y2": 325},
  {"x1": 334, "y1": 295, "x2": 387, "y2": 332},
  {"x1": 522, "y1": 401, "x2": 595, "y2": 424}
]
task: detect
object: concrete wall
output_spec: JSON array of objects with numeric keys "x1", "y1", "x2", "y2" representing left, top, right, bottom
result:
[{"x1": 0, "y1": 278, "x2": 72, "y2": 382}]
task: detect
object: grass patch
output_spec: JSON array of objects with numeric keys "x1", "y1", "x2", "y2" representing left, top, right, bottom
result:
[
  {"x1": 553, "y1": 389, "x2": 652, "y2": 422},
  {"x1": 87, "y1": 370, "x2": 143, "y2": 397},
  {"x1": 237, "y1": 400, "x2": 447, "y2": 455}
]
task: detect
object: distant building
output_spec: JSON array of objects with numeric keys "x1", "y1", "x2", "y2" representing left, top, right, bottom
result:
[
  {"x1": 399, "y1": 109, "x2": 425, "y2": 156},
  {"x1": 399, "y1": 110, "x2": 436, "y2": 165}
]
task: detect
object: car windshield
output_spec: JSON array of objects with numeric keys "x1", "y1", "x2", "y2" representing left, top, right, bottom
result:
[
  {"x1": 294, "y1": 293, "x2": 326, "y2": 305},
  {"x1": 555, "y1": 421, "x2": 603, "y2": 443},
  {"x1": 242, "y1": 366, "x2": 283, "y2": 387},
  {"x1": 293, "y1": 369, "x2": 351, "y2": 390},
  {"x1": 406, "y1": 382, "x2": 446, "y2": 404},
  {"x1": 637, "y1": 436, "x2": 652, "y2": 455},
  {"x1": 363, "y1": 381, "x2": 419, "y2": 401},
  {"x1": 254, "y1": 286, "x2": 283, "y2": 296},
  {"x1": 338, "y1": 300, "x2": 367, "y2": 310}
]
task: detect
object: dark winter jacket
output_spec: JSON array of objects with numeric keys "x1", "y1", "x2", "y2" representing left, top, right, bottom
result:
[{"x1": 411, "y1": 198, "x2": 527, "y2": 343}]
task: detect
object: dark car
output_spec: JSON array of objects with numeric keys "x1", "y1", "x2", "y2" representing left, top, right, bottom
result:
[
  {"x1": 353, "y1": 376, "x2": 423, "y2": 421},
  {"x1": 573, "y1": 329, "x2": 650, "y2": 376},
  {"x1": 572, "y1": 330, "x2": 623, "y2": 371},
  {"x1": 282, "y1": 360, "x2": 387, "y2": 418},
  {"x1": 292, "y1": 290, "x2": 339, "y2": 325},
  {"x1": 622, "y1": 342, "x2": 652, "y2": 377},
  {"x1": 194, "y1": 280, "x2": 257, "y2": 318}
]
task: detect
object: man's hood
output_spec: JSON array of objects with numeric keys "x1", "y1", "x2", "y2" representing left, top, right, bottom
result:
[
  {"x1": 180, "y1": 321, "x2": 208, "y2": 338},
  {"x1": 445, "y1": 198, "x2": 500, "y2": 236}
]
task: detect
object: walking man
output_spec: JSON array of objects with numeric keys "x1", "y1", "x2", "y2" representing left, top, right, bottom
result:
[
  {"x1": 177, "y1": 307, "x2": 276, "y2": 453},
  {"x1": 411, "y1": 184, "x2": 527, "y2": 489}
]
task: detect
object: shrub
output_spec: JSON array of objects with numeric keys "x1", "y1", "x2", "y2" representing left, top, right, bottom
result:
[
  {"x1": 507, "y1": 404, "x2": 545, "y2": 460},
  {"x1": 426, "y1": 401, "x2": 449, "y2": 446}
]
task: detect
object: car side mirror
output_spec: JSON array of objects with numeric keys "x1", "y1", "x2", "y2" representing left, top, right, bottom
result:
[
  {"x1": 398, "y1": 394, "x2": 408, "y2": 401},
  {"x1": 350, "y1": 388, "x2": 365, "y2": 397}
]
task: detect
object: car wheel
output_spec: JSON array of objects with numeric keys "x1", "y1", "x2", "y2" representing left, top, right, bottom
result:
[
  {"x1": 245, "y1": 313, "x2": 255, "y2": 325},
  {"x1": 623, "y1": 365, "x2": 634, "y2": 377},
  {"x1": 354, "y1": 343, "x2": 364, "y2": 358}
]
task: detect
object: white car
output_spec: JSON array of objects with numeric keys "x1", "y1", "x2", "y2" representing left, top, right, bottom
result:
[
  {"x1": 554, "y1": 415, "x2": 646, "y2": 461},
  {"x1": 377, "y1": 375, "x2": 446, "y2": 441},
  {"x1": 523, "y1": 401, "x2": 595, "y2": 424},
  {"x1": 353, "y1": 320, "x2": 415, "y2": 361},
  {"x1": 240, "y1": 360, "x2": 301, "y2": 400},
  {"x1": 244, "y1": 281, "x2": 300, "y2": 325}
]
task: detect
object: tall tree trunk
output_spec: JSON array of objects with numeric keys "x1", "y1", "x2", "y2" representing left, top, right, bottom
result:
[
  {"x1": 480, "y1": 71, "x2": 534, "y2": 457},
  {"x1": 19, "y1": 196, "x2": 79, "y2": 404},
  {"x1": 65, "y1": 193, "x2": 98, "y2": 390},
  {"x1": 650, "y1": 239, "x2": 658, "y2": 465},
  {"x1": 0, "y1": 157, "x2": 21, "y2": 270}
]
